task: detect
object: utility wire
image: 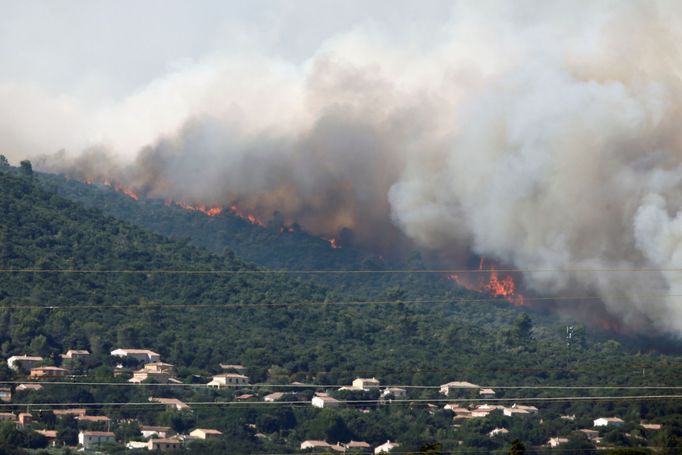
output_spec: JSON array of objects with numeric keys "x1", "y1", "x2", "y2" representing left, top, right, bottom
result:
[{"x1": 1, "y1": 394, "x2": 682, "y2": 408}]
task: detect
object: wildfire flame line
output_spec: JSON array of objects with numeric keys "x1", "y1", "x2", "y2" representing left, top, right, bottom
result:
[{"x1": 448, "y1": 258, "x2": 524, "y2": 306}]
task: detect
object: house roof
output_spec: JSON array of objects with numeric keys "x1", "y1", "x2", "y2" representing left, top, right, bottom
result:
[
  {"x1": 141, "y1": 426, "x2": 173, "y2": 432},
  {"x1": 192, "y1": 428, "x2": 222, "y2": 435},
  {"x1": 8, "y1": 355, "x2": 43, "y2": 361},
  {"x1": 16, "y1": 383, "x2": 42, "y2": 390},
  {"x1": 81, "y1": 431, "x2": 115, "y2": 437},
  {"x1": 111, "y1": 349, "x2": 159, "y2": 356},
  {"x1": 31, "y1": 366, "x2": 68, "y2": 371},
  {"x1": 35, "y1": 430, "x2": 57, "y2": 438},
  {"x1": 77, "y1": 415, "x2": 111, "y2": 422},
  {"x1": 53, "y1": 408, "x2": 87, "y2": 415},
  {"x1": 346, "y1": 440, "x2": 370, "y2": 448},
  {"x1": 440, "y1": 381, "x2": 480, "y2": 389},
  {"x1": 214, "y1": 373, "x2": 248, "y2": 379},
  {"x1": 264, "y1": 392, "x2": 286, "y2": 401}
]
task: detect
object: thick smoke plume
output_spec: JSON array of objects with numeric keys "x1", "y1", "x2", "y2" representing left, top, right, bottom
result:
[{"x1": 5, "y1": 1, "x2": 682, "y2": 332}]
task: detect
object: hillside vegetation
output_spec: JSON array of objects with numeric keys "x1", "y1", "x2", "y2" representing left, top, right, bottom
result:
[{"x1": 0, "y1": 164, "x2": 681, "y2": 453}]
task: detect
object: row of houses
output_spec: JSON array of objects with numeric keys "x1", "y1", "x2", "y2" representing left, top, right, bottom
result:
[{"x1": 301, "y1": 439, "x2": 399, "y2": 454}]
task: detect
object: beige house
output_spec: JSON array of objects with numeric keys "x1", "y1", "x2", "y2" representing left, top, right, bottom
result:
[
  {"x1": 488, "y1": 428, "x2": 509, "y2": 437},
  {"x1": 17, "y1": 413, "x2": 31, "y2": 428},
  {"x1": 503, "y1": 404, "x2": 538, "y2": 417},
  {"x1": 61, "y1": 350, "x2": 90, "y2": 360},
  {"x1": 439, "y1": 381, "x2": 480, "y2": 396},
  {"x1": 189, "y1": 428, "x2": 222, "y2": 439},
  {"x1": 7, "y1": 355, "x2": 43, "y2": 371},
  {"x1": 352, "y1": 377, "x2": 380, "y2": 390},
  {"x1": 53, "y1": 408, "x2": 87, "y2": 418},
  {"x1": 479, "y1": 388, "x2": 496, "y2": 399},
  {"x1": 110, "y1": 349, "x2": 160, "y2": 363},
  {"x1": 207, "y1": 373, "x2": 249, "y2": 388},
  {"x1": 16, "y1": 383, "x2": 42, "y2": 392},
  {"x1": 0, "y1": 413, "x2": 15, "y2": 421},
  {"x1": 264, "y1": 392, "x2": 287, "y2": 402},
  {"x1": 148, "y1": 438, "x2": 182, "y2": 451},
  {"x1": 78, "y1": 431, "x2": 116, "y2": 450},
  {"x1": 381, "y1": 387, "x2": 406, "y2": 399},
  {"x1": 77, "y1": 415, "x2": 110, "y2": 424},
  {"x1": 29, "y1": 366, "x2": 69, "y2": 379}
]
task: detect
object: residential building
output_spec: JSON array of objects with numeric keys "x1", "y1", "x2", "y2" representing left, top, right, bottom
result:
[
  {"x1": 77, "y1": 415, "x2": 111, "y2": 424},
  {"x1": 189, "y1": 428, "x2": 223, "y2": 439},
  {"x1": 110, "y1": 349, "x2": 160, "y2": 363},
  {"x1": 548, "y1": 437, "x2": 569, "y2": 448},
  {"x1": 439, "y1": 381, "x2": 480, "y2": 396},
  {"x1": 312, "y1": 394, "x2": 340, "y2": 409},
  {"x1": 7, "y1": 355, "x2": 43, "y2": 371},
  {"x1": 149, "y1": 397, "x2": 190, "y2": 411},
  {"x1": 264, "y1": 392, "x2": 286, "y2": 402},
  {"x1": 374, "y1": 440, "x2": 400, "y2": 454},
  {"x1": 352, "y1": 377, "x2": 380, "y2": 390},
  {"x1": 381, "y1": 387, "x2": 406, "y2": 399},
  {"x1": 16, "y1": 383, "x2": 42, "y2": 392},
  {"x1": 53, "y1": 408, "x2": 87, "y2": 418},
  {"x1": 148, "y1": 438, "x2": 182, "y2": 451},
  {"x1": 140, "y1": 426, "x2": 175, "y2": 439},
  {"x1": 0, "y1": 413, "x2": 15, "y2": 421},
  {"x1": 129, "y1": 368, "x2": 175, "y2": 384},
  {"x1": 479, "y1": 388, "x2": 496, "y2": 399},
  {"x1": 594, "y1": 417, "x2": 624, "y2": 427},
  {"x1": 503, "y1": 404, "x2": 538, "y2": 417},
  {"x1": 17, "y1": 413, "x2": 31, "y2": 428},
  {"x1": 78, "y1": 431, "x2": 116, "y2": 450},
  {"x1": 301, "y1": 440, "x2": 331, "y2": 450},
  {"x1": 29, "y1": 366, "x2": 69, "y2": 379},
  {"x1": 0, "y1": 387, "x2": 11, "y2": 402},
  {"x1": 488, "y1": 428, "x2": 509, "y2": 437},
  {"x1": 472, "y1": 404, "x2": 501, "y2": 417},
  {"x1": 345, "y1": 440, "x2": 371, "y2": 451},
  {"x1": 236, "y1": 393, "x2": 256, "y2": 400},
  {"x1": 641, "y1": 422, "x2": 662, "y2": 430},
  {"x1": 207, "y1": 373, "x2": 249, "y2": 387},
  {"x1": 61, "y1": 350, "x2": 90, "y2": 360}
]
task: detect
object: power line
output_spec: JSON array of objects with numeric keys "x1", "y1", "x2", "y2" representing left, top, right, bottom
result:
[
  {"x1": 4, "y1": 381, "x2": 682, "y2": 390},
  {"x1": 1, "y1": 394, "x2": 681, "y2": 408},
  {"x1": 1, "y1": 267, "x2": 682, "y2": 274}
]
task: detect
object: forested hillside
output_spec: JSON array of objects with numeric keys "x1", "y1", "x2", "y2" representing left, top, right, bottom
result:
[
  {"x1": 1, "y1": 164, "x2": 682, "y2": 453},
  {"x1": 37, "y1": 172, "x2": 460, "y2": 300}
]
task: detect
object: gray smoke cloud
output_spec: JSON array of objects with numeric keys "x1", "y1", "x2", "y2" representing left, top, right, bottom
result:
[{"x1": 5, "y1": 1, "x2": 682, "y2": 332}]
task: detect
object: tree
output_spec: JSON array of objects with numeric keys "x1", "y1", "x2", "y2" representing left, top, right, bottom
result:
[
  {"x1": 19, "y1": 160, "x2": 32, "y2": 176},
  {"x1": 0, "y1": 155, "x2": 8, "y2": 167},
  {"x1": 509, "y1": 439, "x2": 526, "y2": 455},
  {"x1": 513, "y1": 313, "x2": 533, "y2": 341}
]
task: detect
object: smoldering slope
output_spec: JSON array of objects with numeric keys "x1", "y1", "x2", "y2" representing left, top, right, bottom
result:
[{"x1": 5, "y1": 1, "x2": 682, "y2": 333}]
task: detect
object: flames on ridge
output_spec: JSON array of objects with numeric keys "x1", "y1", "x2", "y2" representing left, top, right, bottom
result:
[
  {"x1": 448, "y1": 257, "x2": 524, "y2": 306},
  {"x1": 80, "y1": 177, "x2": 346, "y2": 248}
]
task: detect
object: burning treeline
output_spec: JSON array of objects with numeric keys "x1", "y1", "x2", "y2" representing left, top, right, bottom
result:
[{"x1": 19, "y1": 3, "x2": 682, "y2": 333}]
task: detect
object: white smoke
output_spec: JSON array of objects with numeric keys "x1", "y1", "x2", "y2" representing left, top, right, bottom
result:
[{"x1": 4, "y1": 1, "x2": 682, "y2": 331}]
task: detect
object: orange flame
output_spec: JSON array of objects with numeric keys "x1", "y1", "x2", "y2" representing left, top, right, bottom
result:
[
  {"x1": 448, "y1": 258, "x2": 524, "y2": 305},
  {"x1": 326, "y1": 238, "x2": 340, "y2": 249}
]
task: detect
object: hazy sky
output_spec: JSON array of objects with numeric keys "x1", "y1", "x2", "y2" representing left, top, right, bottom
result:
[{"x1": 0, "y1": 0, "x2": 455, "y2": 99}]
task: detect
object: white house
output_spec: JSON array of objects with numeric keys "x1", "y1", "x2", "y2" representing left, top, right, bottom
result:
[
  {"x1": 312, "y1": 394, "x2": 340, "y2": 409},
  {"x1": 207, "y1": 373, "x2": 249, "y2": 388},
  {"x1": 381, "y1": 387, "x2": 406, "y2": 399},
  {"x1": 503, "y1": 404, "x2": 538, "y2": 417},
  {"x1": 78, "y1": 431, "x2": 116, "y2": 450},
  {"x1": 301, "y1": 440, "x2": 331, "y2": 450},
  {"x1": 352, "y1": 377, "x2": 380, "y2": 390},
  {"x1": 110, "y1": 349, "x2": 160, "y2": 363},
  {"x1": 189, "y1": 428, "x2": 222, "y2": 439},
  {"x1": 7, "y1": 355, "x2": 43, "y2": 371},
  {"x1": 439, "y1": 381, "x2": 480, "y2": 396},
  {"x1": 148, "y1": 438, "x2": 182, "y2": 451},
  {"x1": 548, "y1": 437, "x2": 569, "y2": 448},
  {"x1": 488, "y1": 428, "x2": 509, "y2": 437},
  {"x1": 594, "y1": 417, "x2": 624, "y2": 427},
  {"x1": 140, "y1": 426, "x2": 175, "y2": 439},
  {"x1": 375, "y1": 440, "x2": 400, "y2": 454}
]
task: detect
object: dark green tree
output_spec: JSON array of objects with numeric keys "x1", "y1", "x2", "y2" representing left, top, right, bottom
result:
[
  {"x1": 19, "y1": 160, "x2": 32, "y2": 176},
  {"x1": 509, "y1": 439, "x2": 526, "y2": 455}
]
